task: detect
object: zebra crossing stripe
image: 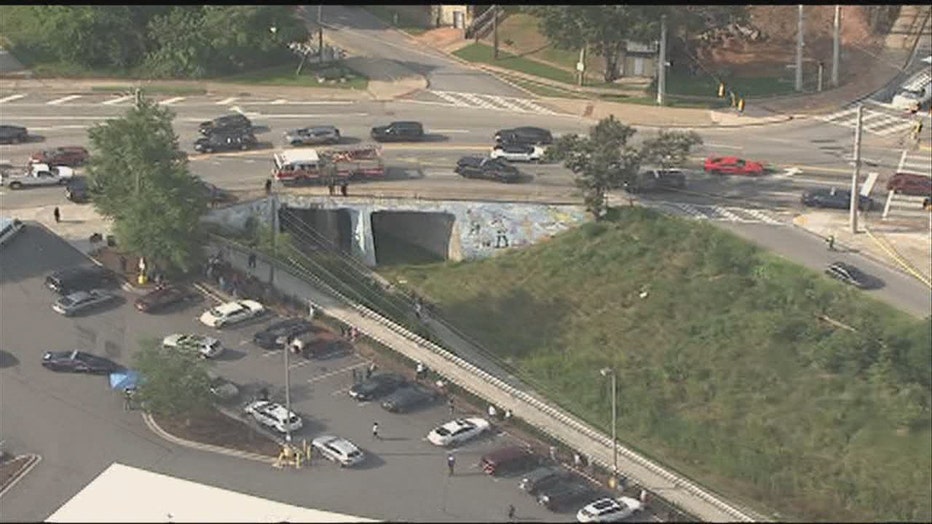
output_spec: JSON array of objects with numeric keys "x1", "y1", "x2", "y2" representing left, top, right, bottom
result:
[
  {"x1": 485, "y1": 95, "x2": 532, "y2": 113},
  {"x1": 217, "y1": 97, "x2": 238, "y2": 105},
  {"x1": 866, "y1": 120, "x2": 913, "y2": 136},
  {"x1": 676, "y1": 203, "x2": 709, "y2": 219},
  {"x1": 510, "y1": 98, "x2": 555, "y2": 115},
  {"x1": 458, "y1": 92, "x2": 499, "y2": 110},
  {"x1": 742, "y1": 209, "x2": 783, "y2": 225},
  {"x1": 714, "y1": 207, "x2": 747, "y2": 222},
  {"x1": 103, "y1": 95, "x2": 134, "y2": 105},
  {"x1": 820, "y1": 107, "x2": 858, "y2": 123},
  {"x1": 433, "y1": 91, "x2": 471, "y2": 107}
]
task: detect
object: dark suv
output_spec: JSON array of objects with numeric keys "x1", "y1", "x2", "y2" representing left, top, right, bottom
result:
[
  {"x1": 194, "y1": 130, "x2": 258, "y2": 153},
  {"x1": 801, "y1": 188, "x2": 874, "y2": 211},
  {"x1": 0, "y1": 125, "x2": 28, "y2": 144},
  {"x1": 198, "y1": 114, "x2": 253, "y2": 136},
  {"x1": 455, "y1": 156, "x2": 520, "y2": 183},
  {"x1": 370, "y1": 121, "x2": 424, "y2": 142},
  {"x1": 253, "y1": 318, "x2": 317, "y2": 349},
  {"x1": 494, "y1": 126, "x2": 553, "y2": 146},
  {"x1": 46, "y1": 266, "x2": 118, "y2": 295},
  {"x1": 65, "y1": 177, "x2": 91, "y2": 203},
  {"x1": 624, "y1": 168, "x2": 687, "y2": 193}
]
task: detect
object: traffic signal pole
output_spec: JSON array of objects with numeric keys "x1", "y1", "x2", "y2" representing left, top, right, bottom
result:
[{"x1": 850, "y1": 105, "x2": 862, "y2": 234}]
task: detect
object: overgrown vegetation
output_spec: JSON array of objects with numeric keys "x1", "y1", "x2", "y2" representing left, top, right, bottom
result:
[
  {"x1": 134, "y1": 338, "x2": 213, "y2": 418},
  {"x1": 380, "y1": 206, "x2": 932, "y2": 522}
]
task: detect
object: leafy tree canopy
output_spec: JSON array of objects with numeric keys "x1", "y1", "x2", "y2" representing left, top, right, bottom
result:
[
  {"x1": 133, "y1": 338, "x2": 213, "y2": 418},
  {"x1": 639, "y1": 130, "x2": 704, "y2": 169}
]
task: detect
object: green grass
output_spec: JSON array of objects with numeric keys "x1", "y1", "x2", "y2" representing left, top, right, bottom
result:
[
  {"x1": 378, "y1": 207, "x2": 932, "y2": 522},
  {"x1": 454, "y1": 42, "x2": 579, "y2": 85},
  {"x1": 362, "y1": 5, "x2": 430, "y2": 36},
  {"x1": 217, "y1": 63, "x2": 368, "y2": 90},
  {"x1": 666, "y1": 70, "x2": 798, "y2": 99}
]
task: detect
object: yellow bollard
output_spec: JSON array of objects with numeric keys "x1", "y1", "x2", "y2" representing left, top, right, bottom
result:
[{"x1": 138, "y1": 273, "x2": 147, "y2": 285}]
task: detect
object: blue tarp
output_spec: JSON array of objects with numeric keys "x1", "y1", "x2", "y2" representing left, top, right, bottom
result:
[{"x1": 109, "y1": 369, "x2": 141, "y2": 390}]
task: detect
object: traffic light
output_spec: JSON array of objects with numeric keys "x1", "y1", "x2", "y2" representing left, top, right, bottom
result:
[
  {"x1": 718, "y1": 82, "x2": 725, "y2": 98},
  {"x1": 737, "y1": 98, "x2": 745, "y2": 113}
]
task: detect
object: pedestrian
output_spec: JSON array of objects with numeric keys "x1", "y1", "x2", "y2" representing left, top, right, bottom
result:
[
  {"x1": 448, "y1": 397, "x2": 455, "y2": 416},
  {"x1": 507, "y1": 504, "x2": 516, "y2": 521},
  {"x1": 248, "y1": 252, "x2": 257, "y2": 270},
  {"x1": 574, "y1": 452, "x2": 582, "y2": 469},
  {"x1": 549, "y1": 445, "x2": 557, "y2": 462},
  {"x1": 372, "y1": 422, "x2": 380, "y2": 440},
  {"x1": 123, "y1": 387, "x2": 135, "y2": 411},
  {"x1": 206, "y1": 264, "x2": 215, "y2": 282},
  {"x1": 488, "y1": 404, "x2": 497, "y2": 420},
  {"x1": 340, "y1": 325, "x2": 347, "y2": 338},
  {"x1": 119, "y1": 255, "x2": 128, "y2": 273},
  {"x1": 447, "y1": 453, "x2": 456, "y2": 475},
  {"x1": 827, "y1": 234, "x2": 836, "y2": 251},
  {"x1": 264, "y1": 178, "x2": 272, "y2": 195},
  {"x1": 639, "y1": 488, "x2": 649, "y2": 505},
  {"x1": 367, "y1": 362, "x2": 376, "y2": 378},
  {"x1": 414, "y1": 299, "x2": 422, "y2": 320},
  {"x1": 258, "y1": 387, "x2": 269, "y2": 401},
  {"x1": 351, "y1": 326, "x2": 359, "y2": 342},
  {"x1": 415, "y1": 361, "x2": 426, "y2": 382},
  {"x1": 503, "y1": 409, "x2": 512, "y2": 422},
  {"x1": 328, "y1": 178, "x2": 336, "y2": 196},
  {"x1": 218, "y1": 275, "x2": 227, "y2": 293},
  {"x1": 53, "y1": 206, "x2": 61, "y2": 224},
  {"x1": 340, "y1": 181, "x2": 348, "y2": 197}
]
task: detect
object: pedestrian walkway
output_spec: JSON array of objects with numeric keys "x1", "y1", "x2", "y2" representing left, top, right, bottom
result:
[
  {"x1": 818, "y1": 106, "x2": 918, "y2": 137},
  {"x1": 404, "y1": 90, "x2": 559, "y2": 115},
  {"x1": 613, "y1": 197, "x2": 788, "y2": 225}
]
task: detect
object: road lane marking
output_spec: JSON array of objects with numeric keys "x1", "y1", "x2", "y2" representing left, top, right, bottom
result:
[
  {"x1": 0, "y1": 94, "x2": 26, "y2": 104},
  {"x1": 217, "y1": 97, "x2": 238, "y2": 105},
  {"x1": 704, "y1": 143, "x2": 743, "y2": 150},
  {"x1": 103, "y1": 95, "x2": 134, "y2": 105},
  {"x1": 271, "y1": 99, "x2": 289, "y2": 105},
  {"x1": 159, "y1": 97, "x2": 186, "y2": 106},
  {"x1": 28, "y1": 125, "x2": 90, "y2": 131},
  {"x1": 47, "y1": 95, "x2": 82, "y2": 105}
]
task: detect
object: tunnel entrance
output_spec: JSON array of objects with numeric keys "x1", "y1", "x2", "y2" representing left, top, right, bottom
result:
[
  {"x1": 371, "y1": 211, "x2": 455, "y2": 266},
  {"x1": 280, "y1": 207, "x2": 353, "y2": 254}
]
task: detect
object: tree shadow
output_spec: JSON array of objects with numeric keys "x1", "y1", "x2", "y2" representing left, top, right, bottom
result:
[
  {"x1": 0, "y1": 223, "x2": 107, "y2": 287},
  {"x1": 0, "y1": 350, "x2": 20, "y2": 369}
]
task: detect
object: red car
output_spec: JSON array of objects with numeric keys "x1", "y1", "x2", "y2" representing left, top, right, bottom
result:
[
  {"x1": 704, "y1": 156, "x2": 765, "y2": 176},
  {"x1": 134, "y1": 285, "x2": 199, "y2": 313},
  {"x1": 30, "y1": 146, "x2": 89, "y2": 167}
]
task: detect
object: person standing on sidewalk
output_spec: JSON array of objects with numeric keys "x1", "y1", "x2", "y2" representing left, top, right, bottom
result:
[
  {"x1": 827, "y1": 234, "x2": 836, "y2": 251},
  {"x1": 372, "y1": 422, "x2": 380, "y2": 440},
  {"x1": 53, "y1": 206, "x2": 61, "y2": 224},
  {"x1": 448, "y1": 397, "x2": 455, "y2": 416},
  {"x1": 507, "y1": 504, "x2": 516, "y2": 521}
]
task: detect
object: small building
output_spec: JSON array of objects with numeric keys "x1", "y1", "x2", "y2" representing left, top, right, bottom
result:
[
  {"x1": 619, "y1": 40, "x2": 659, "y2": 79},
  {"x1": 392, "y1": 5, "x2": 486, "y2": 30}
]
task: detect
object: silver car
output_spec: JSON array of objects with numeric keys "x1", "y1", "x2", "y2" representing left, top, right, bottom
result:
[
  {"x1": 52, "y1": 289, "x2": 118, "y2": 316},
  {"x1": 283, "y1": 126, "x2": 341, "y2": 146},
  {"x1": 311, "y1": 435, "x2": 365, "y2": 467}
]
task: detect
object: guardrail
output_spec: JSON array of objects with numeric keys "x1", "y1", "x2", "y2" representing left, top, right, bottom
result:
[{"x1": 208, "y1": 234, "x2": 764, "y2": 522}]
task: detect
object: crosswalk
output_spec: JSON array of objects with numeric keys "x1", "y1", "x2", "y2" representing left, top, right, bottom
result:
[
  {"x1": 415, "y1": 90, "x2": 558, "y2": 115},
  {"x1": 818, "y1": 107, "x2": 918, "y2": 137},
  {"x1": 608, "y1": 196, "x2": 787, "y2": 225},
  {"x1": 0, "y1": 93, "x2": 356, "y2": 107}
]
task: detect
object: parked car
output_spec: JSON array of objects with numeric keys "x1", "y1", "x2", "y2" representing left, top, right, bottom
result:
[
  {"x1": 825, "y1": 261, "x2": 870, "y2": 289},
  {"x1": 801, "y1": 188, "x2": 874, "y2": 211},
  {"x1": 576, "y1": 497, "x2": 643, "y2": 522},
  {"x1": 65, "y1": 177, "x2": 91, "y2": 203},
  {"x1": 495, "y1": 127, "x2": 553, "y2": 146},
  {"x1": 311, "y1": 435, "x2": 365, "y2": 467},
  {"x1": 199, "y1": 299, "x2": 265, "y2": 328},
  {"x1": 479, "y1": 445, "x2": 540, "y2": 477},
  {"x1": 370, "y1": 121, "x2": 425, "y2": 142},
  {"x1": 244, "y1": 400, "x2": 303, "y2": 433},
  {"x1": 134, "y1": 285, "x2": 198, "y2": 313},
  {"x1": 41, "y1": 350, "x2": 120, "y2": 374},
  {"x1": 284, "y1": 126, "x2": 342, "y2": 146},
  {"x1": 380, "y1": 383, "x2": 441, "y2": 413},
  {"x1": 199, "y1": 114, "x2": 252, "y2": 136},
  {"x1": 519, "y1": 466, "x2": 575, "y2": 495},
  {"x1": 46, "y1": 266, "x2": 118, "y2": 295},
  {"x1": 253, "y1": 318, "x2": 316, "y2": 349},
  {"x1": 886, "y1": 172, "x2": 932, "y2": 197},
  {"x1": 52, "y1": 289, "x2": 119, "y2": 316},
  {"x1": 0, "y1": 125, "x2": 28, "y2": 144},
  {"x1": 162, "y1": 333, "x2": 224, "y2": 359},
  {"x1": 537, "y1": 480, "x2": 599, "y2": 512},
  {"x1": 0, "y1": 217, "x2": 25, "y2": 247},
  {"x1": 427, "y1": 417, "x2": 490, "y2": 447},
  {"x1": 703, "y1": 156, "x2": 765, "y2": 176},
  {"x1": 623, "y1": 168, "x2": 687, "y2": 193},
  {"x1": 490, "y1": 143, "x2": 545, "y2": 163},
  {"x1": 348, "y1": 372, "x2": 406, "y2": 401},
  {"x1": 30, "y1": 146, "x2": 89, "y2": 167},
  {"x1": 207, "y1": 370, "x2": 239, "y2": 402},
  {"x1": 454, "y1": 156, "x2": 520, "y2": 183},
  {"x1": 194, "y1": 130, "x2": 258, "y2": 153},
  {"x1": 300, "y1": 338, "x2": 353, "y2": 360}
]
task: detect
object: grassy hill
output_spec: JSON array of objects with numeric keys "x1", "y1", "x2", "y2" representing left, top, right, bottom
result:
[{"x1": 380, "y1": 207, "x2": 931, "y2": 522}]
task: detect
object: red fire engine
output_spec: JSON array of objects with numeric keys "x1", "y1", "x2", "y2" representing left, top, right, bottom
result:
[{"x1": 272, "y1": 144, "x2": 384, "y2": 185}]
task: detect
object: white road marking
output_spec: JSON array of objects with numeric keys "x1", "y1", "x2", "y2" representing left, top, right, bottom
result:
[
  {"x1": 271, "y1": 99, "x2": 289, "y2": 105},
  {"x1": 0, "y1": 94, "x2": 26, "y2": 104},
  {"x1": 102, "y1": 95, "x2": 134, "y2": 105},
  {"x1": 704, "y1": 143, "x2": 743, "y2": 150},
  {"x1": 486, "y1": 95, "x2": 530, "y2": 113},
  {"x1": 714, "y1": 207, "x2": 747, "y2": 222},
  {"x1": 433, "y1": 91, "x2": 471, "y2": 107},
  {"x1": 217, "y1": 97, "x2": 238, "y2": 105},
  {"x1": 47, "y1": 95, "x2": 82, "y2": 105},
  {"x1": 159, "y1": 97, "x2": 186, "y2": 106}
]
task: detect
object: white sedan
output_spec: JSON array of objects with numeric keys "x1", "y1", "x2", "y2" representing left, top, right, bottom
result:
[
  {"x1": 576, "y1": 497, "x2": 643, "y2": 522},
  {"x1": 199, "y1": 299, "x2": 265, "y2": 328},
  {"x1": 162, "y1": 333, "x2": 224, "y2": 359},
  {"x1": 490, "y1": 143, "x2": 544, "y2": 162},
  {"x1": 427, "y1": 417, "x2": 490, "y2": 447},
  {"x1": 312, "y1": 435, "x2": 365, "y2": 467}
]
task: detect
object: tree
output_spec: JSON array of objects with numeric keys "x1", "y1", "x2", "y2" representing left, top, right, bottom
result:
[
  {"x1": 544, "y1": 116, "x2": 640, "y2": 219},
  {"x1": 639, "y1": 130, "x2": 703, "y2": 169},
  {"x1": 133, "y1": 338, "x2": 213, "y2": 419},
  {"x1": 143, "y1": 7, "x2": 214, "y2": 78},
  {"x1": 86, "y1": 95, "x2": 208, "y2": 273}
]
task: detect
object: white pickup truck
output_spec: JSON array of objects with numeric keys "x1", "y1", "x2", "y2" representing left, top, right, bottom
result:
[{"x1": 0, "y1": 163, "x2": 74, "y2": 189}]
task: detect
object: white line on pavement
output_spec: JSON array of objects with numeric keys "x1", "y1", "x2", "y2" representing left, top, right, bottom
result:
[
  {"x1": 216, "y1": 97, "x2": 238, "y2": 105},
  {"x1": 47, "y1": 95, "x2": 82, "y2": 105},
  {"x1": 102, "y1": 95, "x2": 134, "y2": 105},
  {"x1": 704, "y1": 143, "x2": 743, "y2": 150},
  {"x1": 0, "y1": 94, "x2": 26, "y2": 104},
  {"x1": 271, "y1": 99, "x2": 288, "y2": 105},
  {"x1": 158, "y1": 96, "x2": 186, "y2": 106}
]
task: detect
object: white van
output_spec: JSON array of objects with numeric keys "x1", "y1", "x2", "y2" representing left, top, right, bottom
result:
[
  {"x1": 272, "y1": 148, "x2": 322, "y2": 185},
  {"x1": 0, "y1": 217, "x2": 24, "y2": 247},
  {"x1": 891, "y1": 69, "x2": 932, "y2": 111}
]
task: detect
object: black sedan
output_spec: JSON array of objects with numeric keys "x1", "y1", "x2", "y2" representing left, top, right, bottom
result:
[
  {"x1": 494, "y1": 126, "x2": 553, "y2": 146},
  {"x1": 253, "y1": 318, "x2": 317, "y2": 349},
  {"x1": 537, "y1": 479, "x2": 600, "y2": 511},
  {"x1": 42, "y1": 350, "x2": 121, "y2": 374},
  {"x1": 134, "y1": 285, "x2": 199, "y2": 313},
  {"x1": 0, "y1": 125, "x2": 28, "y2": 144},
  {"x1": 825, "y1": 261, "x2": 871, "y2": 289},
  {"x1": 349, "y1": 372, "x2": 406, "y2": 401},
  {"x1": 455, "y1": 156, "x2": 520, "y2": 183},
  {"x1": 380, "y1": 383, "x2": 441, "y2": 413},
  {"x1": 801, "y1": 188, "x2": 874, "y2": 211}
]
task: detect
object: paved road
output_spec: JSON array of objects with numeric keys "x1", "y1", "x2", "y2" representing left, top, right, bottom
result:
[{"x1": 312, "y1": 6, "x2": 528, "y2": 97}]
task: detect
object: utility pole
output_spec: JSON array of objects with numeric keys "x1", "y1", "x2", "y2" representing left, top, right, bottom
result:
[
  {"x1": 832, "y1": 5, "x2": 841, "y2": 87},
  {"x1": 850, "y1": 104, "x2": 862, "y2": 234},
  {"x1": 600, "y1": 368, "x2": 618, "y2": 485},
  {"x1": 817, "y1": 61, "x2": 824, "y2": 92},
  {"x1": 284, "y1": 334, "x2": 292, "y2": 445},
  {"x1": 795, "y1": 5, "x2": 804, "y2": 92},
  {"x1": 318, "y1": 5, "x2": 324, "y2": 64},
  {"x1": 657, "y1": 14, "x2": 667, "y2": 106},
  {"x1": 493, "y1": 7, "x2": 499, "y2": 60},
  {"x1": 269, "y1": 194, "x2": 278, "y2": 285},
  {"x1": 577, "y1": 45, "x2": 586, "y2": 87}
]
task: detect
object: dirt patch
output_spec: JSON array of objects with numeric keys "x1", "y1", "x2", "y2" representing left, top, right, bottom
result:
[
  {"x1": 0, "y1": 456, "x2": 34, "y2": 493},
  {"x1": 152, "y1": 409, "x2": 281, "y2": 458}
]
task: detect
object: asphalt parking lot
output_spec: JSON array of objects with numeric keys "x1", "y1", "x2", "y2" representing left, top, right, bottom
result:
[{"x1": 1, "y1": 224, "x2": 643, "y2": 522}]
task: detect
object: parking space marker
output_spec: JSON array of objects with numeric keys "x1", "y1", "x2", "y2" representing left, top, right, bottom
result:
[
  {"x1": 0, "y1": 94, "x2": 26, "y2": 104},
  {"x1": 159, "y1": 96, "x2": 186, "y2": 106},
  {"x1": 102, "y1": 95, "x2": 134, "y2": 105},
  {"x1": 47, "y1": 95, "x2": 82, "y2": 105},
  {"x1": 217, "y1": 97, "x2": 238, "y2": 105}
]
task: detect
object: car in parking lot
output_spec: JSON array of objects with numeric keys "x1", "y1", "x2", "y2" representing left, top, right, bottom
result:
[
  {"x1": 162, "y1": 333, "x2": 224, "y2": 359},
  {"x1": 454, "y1": 156, "x2": 520, "y2": 183},
  {"x1": 886, "y1": 172, "x2": 932, "y2": 197},
  {"x1": 30, "y1": 146, "x2": 89, "y2": 167},
  {"x1": 801, "y1": 187, "x2": 874, "y2": 211},
  {"x1": 134, "y1": 285, "x2": 198, "y2": 313},
  {"x1": 46, "y1": 266, "x2": 118, "y2": 295},
  {"x1": 825, "y1": 261, "x2": 871, "y2": 289},
  {"x1": 348, "y1": 372, "x2": 406, "y2": 401},
  {"x1": 380, "y1": 383, "x2": 441, "y2": 413},
  {"x1": 311, "y1": 435, "x2": 365, "y2": 467},
  {"x1": 244, "y1": 400, "x2": 302, "y2": 433},
  {"x1": 494, "y1": 127, "x2": 553, "y2": 146},
  {"x1": 427, "y1": 417, "x2": 490, "y2": 447},
  {"x1": 253, "y1": 318, "x2": 316, "y2": 349},
  {"x1": 52, "y1": 289, "x2": 119, "y2": 316},
  {"x1": 703, "y1": 156, "x2": 764, "y2": 176},
  {"x1": 41, "y1": 350, "x2": 121, "y2": 374},
  {"x1": 370, "y1": 121, "x2": 425, "y2": 142},
  {"x1": 519, "y1": 465, "x2": 575, "y2": 494},
  {"x1": 0, "y1": 217, "x2": 25, "y2": 247},
  {"x1": 537, "y1": 479, "x2": 600, "y2": 512},
  {"x1": 490, "y1": 143, "x2": 544, "y2": 162},
  {"x1": 207, "y1": 370, "x2": 239, "y2": 402},
  {"x1": 199, "y1": 114, "x2": 252, "y2": 136},
  {"x1": 480, "y1": 445, "x2": 540, "y2": 477},
  {"x1": 0, "y1": 125, "x2": 28, "y2": 144},
  {"x1": 576, "y1": 496, "x2": 643, "y2": 522},
  {"x1": 284, "y1": 126, "x2": 341, "y2": 146},
  {"x1": 199, "y1": 299, "x2": 265, "y2": 328}
]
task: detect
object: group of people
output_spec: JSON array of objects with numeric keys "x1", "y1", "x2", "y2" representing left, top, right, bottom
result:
[{"x1": 327, "y1": 178, "x2": 350, "y2": 197}]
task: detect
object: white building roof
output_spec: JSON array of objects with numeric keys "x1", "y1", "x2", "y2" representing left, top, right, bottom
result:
[{"x1": 46, "y1": 463, "x2": 378, "y2": 523}]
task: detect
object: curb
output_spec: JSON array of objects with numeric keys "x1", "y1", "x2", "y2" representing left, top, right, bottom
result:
[
  {"x1": 0, "y1": 454, "x2": 41, "y2": 499},
  {"x1": 141, "y1": 412, "x2": 276, "y2": 465}
]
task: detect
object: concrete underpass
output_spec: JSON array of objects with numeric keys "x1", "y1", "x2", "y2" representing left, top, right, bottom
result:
[{"x1": 370, "y1": 211, "x2": 455, "y2": 265}]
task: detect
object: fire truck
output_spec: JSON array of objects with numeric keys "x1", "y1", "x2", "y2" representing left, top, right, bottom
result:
[{"x1": 272, "y1": 144, "x2": 384, "y2": 186}]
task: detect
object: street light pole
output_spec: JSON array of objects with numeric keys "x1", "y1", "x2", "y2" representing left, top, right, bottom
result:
[
  {"x1": 832, "y1": 5, "x2": 841, "y2": 87},
  {"x1": 657, "y1": 14, "x2": 667, "y2": 106},
  {"x1": 284, "y1": 334, "x2": 292, "y2": 445},
  {"x1": 317, "y1": 5, "x2": 324, "y2": 64},
  {"x1": 600, "y1": 368, "x2": 617, "y2": 484},
  {"x1": 850, "y1": 104, "x2": 863, "y2": 234},
  {"x1": 795, "y1": 5, "x2": 804, "y2": 92}
]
